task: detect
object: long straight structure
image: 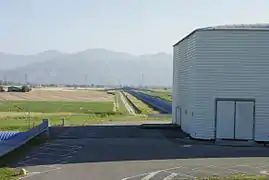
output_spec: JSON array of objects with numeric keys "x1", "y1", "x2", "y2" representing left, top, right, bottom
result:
[{"x1": 172, "y1": 24, "x2": 269, "y2": 141}]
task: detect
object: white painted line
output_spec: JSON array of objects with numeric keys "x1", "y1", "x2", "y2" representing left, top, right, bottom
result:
[
  {"x1": 182, "y1": 145, "x2": 192, "y2": 148},
  {"x1": 255, "y1": 164, "x2": 269, "y2": 169},
  {"x1": 120, "y1": 166, "x2": 183, "y2": 180},
  {"x1": 60, "y1": 151, "x2": 77, "y2": 157},
  {"x1": 141, "y1": 171, "x2": 161, "y2": 180},
  {"x1": 120, "y1": 172, "x2": 149, "y2": 180},
  {"x1": 227, "y1": 168, "x2": 252, "y2": 175},
  {"x1": 20, "y1": 167, "x2": 62, "y2": 179},
  {"x1": 260, "y1": 170, "x2": 269, "y2": 175},
  {"x1": 235, "y1": 165, "x2": 250, "y2": 167},
  {"x1": 164, "y1": 170, "x2": 196, "y2": 179},
  {"x1": 34, "y1": 152, "x2": 61, "y2": 156},
  {"x1": 43, "y1": 143, "x2": 82, "y2": 149},
  {"x1": 163, "y1": 173, "x2": 178, "y2": 180},
  {"x1": 39, "y1": 147, "x2": 73, "y2": 152},
  {"x1": 59, "y1": 161, "x2": 68, "y2": 163}
]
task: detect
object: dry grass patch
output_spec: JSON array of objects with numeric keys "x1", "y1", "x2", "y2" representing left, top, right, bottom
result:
[{"x1": 0, "y1": 89, "x2": 113, "y2": 102}]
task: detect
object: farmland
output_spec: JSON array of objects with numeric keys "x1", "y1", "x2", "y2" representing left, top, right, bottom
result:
[
  {"x1": 0, "y1": 88, "x2": 112, "y2": 101},
  {"x1": 142, "y1": 91, "x2": 172, "y2": 103},
  {"x1": 0, "y1": 88, "x2": 170, "y2": 131}
]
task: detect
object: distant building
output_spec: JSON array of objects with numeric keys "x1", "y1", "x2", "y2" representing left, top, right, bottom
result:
[{"x1": 8, "y1": 86, "x2": 21, "y2": 92}]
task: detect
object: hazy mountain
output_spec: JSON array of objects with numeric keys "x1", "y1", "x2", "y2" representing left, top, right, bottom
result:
[
  {"x1": 0, "y1": 50, "x2": 65, "y2": 70},
  {"x1": 0, "y1": 49, "x2": 172, "y2": 86}
]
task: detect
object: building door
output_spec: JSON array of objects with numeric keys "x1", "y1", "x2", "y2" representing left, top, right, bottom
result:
[
  {"x1": 176, "y1": 107, "x2": 181, "y2": 125},
  {"x1": 216, "y1": 101, "x2": 235, "y2": 139},
  {"x1": 235, "y1": 101, "x2": 254, "y2": 140},
  {"x1": 215, "y1": 99, "x2": 255, "y2": 140}
]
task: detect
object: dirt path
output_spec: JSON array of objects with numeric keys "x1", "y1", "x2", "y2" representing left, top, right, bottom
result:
[{"x1": 119, "y1": 91, "x2": 136, "y2": 116}]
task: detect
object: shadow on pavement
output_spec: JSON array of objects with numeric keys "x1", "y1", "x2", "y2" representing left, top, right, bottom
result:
[{"x1": 6, "y1": 124, "x2": 269, "y2": 168}]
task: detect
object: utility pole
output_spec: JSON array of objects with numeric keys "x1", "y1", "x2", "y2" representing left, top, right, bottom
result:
[
  {"x1": 25, "y1": 73, "x2": 28, "y2": 85},
  {"x1": 84, "y1": 74, "x2": 88, "y2": 87},
  {"x1": 3, "y1": 75, "x2": 7, "y2": 85},
  {"x1": 141, "y1": 72, "x2": 144, "y2": 88},
  {"x1": 28, "y1": 107, "x2": 31, "y2": 129}
]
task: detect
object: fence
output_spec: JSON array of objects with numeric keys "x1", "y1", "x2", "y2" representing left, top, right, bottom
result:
[
  {"x1": 0, "y1": 120, "x2": 49, "y2": 158},
  {"x1": 125, "y1": 90, "x2": 172, "y2": 114},
  {"x1": 0, "y1": 132, "x2": 21, "y2": 142}
]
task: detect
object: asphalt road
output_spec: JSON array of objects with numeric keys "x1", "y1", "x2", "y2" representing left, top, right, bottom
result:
[{"x1": 13, "y1": 122, "x2": 269, "y2": 180}]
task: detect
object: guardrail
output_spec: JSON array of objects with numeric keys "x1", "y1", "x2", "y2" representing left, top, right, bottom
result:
[
  {"x1": 0, "y1": 120, "x2": 49, "y2": 158},
  {"x1": 125, "y1": 90, "x2": 172, "y2": 114},
  {"x1": 0, "y1": 132, "x2": 21, "y2": 142}
]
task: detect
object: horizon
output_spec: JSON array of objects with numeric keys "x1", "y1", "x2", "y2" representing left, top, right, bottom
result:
[
  {"x1": 1, "y1": 0, "x2": 269, "y2": 55},
  {"x1": 0, "y1": 48, "x2": 172, "y2": 56}
]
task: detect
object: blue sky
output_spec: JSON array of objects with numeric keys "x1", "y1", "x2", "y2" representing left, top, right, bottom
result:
[{"x1": 0, "y1": 0, "x2": 269, "y2": 55}]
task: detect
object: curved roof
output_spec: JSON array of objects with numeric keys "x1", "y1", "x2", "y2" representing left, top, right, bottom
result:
[
  {"x1": 173, "y1": 23, "x2": 269, "y2": 47},
  {"x1": 200, "y1": 23, "x2": 269, "y2": 30}
]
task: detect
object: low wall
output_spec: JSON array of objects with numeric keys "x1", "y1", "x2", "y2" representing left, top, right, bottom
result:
[{"x1": 0, "y1": 120, "x2": 49, "y2": 158}]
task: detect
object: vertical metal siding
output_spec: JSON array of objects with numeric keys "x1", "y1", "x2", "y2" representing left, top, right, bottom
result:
[
  {"x1": 172, "y1": 34, "x2": 196, "y2": 134},
  {"x1": 193, "y1": 30, "x2": 269, "y2": 140},
  {"x1": 172, "y1": 46, "x2": 179, "y2": 124}
]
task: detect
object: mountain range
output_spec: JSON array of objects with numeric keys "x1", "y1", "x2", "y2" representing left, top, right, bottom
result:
[{"x1": 0, "y1": 49, "x2": 172, "y2": 86}]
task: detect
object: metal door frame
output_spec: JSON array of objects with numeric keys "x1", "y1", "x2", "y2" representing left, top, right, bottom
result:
[
  {"x1": 175, "y1": 106, "x2": 182, "y2": 126},
  {"x1": 214, "y1": 98, "x2": 256, "y2": 140}
]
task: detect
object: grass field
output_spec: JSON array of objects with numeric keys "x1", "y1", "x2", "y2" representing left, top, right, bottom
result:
[
  {"x1": 0, "y1": 89, "x2": 170, "y2": 131},
  {"x1": 0, "y1": 88, "x2": 113, "y2": 102},
  {"x1": 0, "y1": 101, "x2": 113, "y2": 114},
  {"x1": 0, "y1": 100, "x2": 114, "y2": 131}
]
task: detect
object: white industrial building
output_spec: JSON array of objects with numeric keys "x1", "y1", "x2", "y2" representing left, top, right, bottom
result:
[{"x1": 172, "y1": 24, "x2": 269, "y2": 142}]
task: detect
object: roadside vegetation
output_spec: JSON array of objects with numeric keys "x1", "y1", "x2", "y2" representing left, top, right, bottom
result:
[
  {"x1": 0, "y1": 113, "x2": 170, "y2": 131},
  {"x1": 196, "y1": 174, "x2": 269, "y2": 179},
  {"x1": 114, "y1": 91, "x2": 129, "y2": 114},
  {"x1": 0, "y1": 168, "x2": 21, "y2": 180}
]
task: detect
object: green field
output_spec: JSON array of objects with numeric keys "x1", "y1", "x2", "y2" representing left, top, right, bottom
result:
[
  {"x1": 0, "y1": 100, "x2": 170, "y2": 131},
  {"x1": 0, "y1": 101, "x2": 113, "y2": 114}
]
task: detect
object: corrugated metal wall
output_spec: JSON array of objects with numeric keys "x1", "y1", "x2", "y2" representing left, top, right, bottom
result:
[
  {"x1": 172, "y1": 45, "x2": 180, "y2": 124},
  {"x1": 172, "y1": 34, "x2": 196, "y2": 134},
  {"x1": 192, "y1": 30, "x2": 269, "y2": 141}
]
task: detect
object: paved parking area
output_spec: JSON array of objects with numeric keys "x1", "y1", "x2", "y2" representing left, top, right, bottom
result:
[
  {"x1": 120, "y1": 159, "x2": 269, "y2": 179},
  {"x1": 13, "y1": 125, "x2": 269, "y2": 180},
  {"x1": 16, "y1": 139, "x2": 83, "y2": 168}
]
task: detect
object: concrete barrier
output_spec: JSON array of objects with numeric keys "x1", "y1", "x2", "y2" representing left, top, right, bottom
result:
[{"x1": 0, "y1": 119, "x2": 49, "y2": 158}]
